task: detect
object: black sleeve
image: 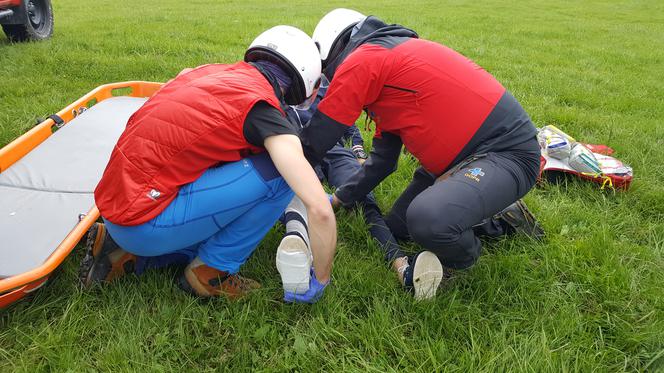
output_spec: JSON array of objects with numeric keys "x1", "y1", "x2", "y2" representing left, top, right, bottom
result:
[
  {"x1": 299, "y1": 109, "x2": 350, "y2": 166},
  {"x1": 334, "y1": 132, "x2": 403, "y2": 206},
  {"x1": 243, "y1": 101, "x2": 298, "y2": 147}
]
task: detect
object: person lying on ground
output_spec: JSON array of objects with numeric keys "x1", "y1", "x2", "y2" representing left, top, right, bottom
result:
[
  {"x1": 299, "y1": 9, "x2": 546, "y2": 298},
  {"x1": 79, "y1": 26, "x2": 335, "y2": 304},
  {"x1": 290, "y1": 75, "x2": 367, "y2": 162},
  {"x1": 276, "y1": 81, "x2": 443, "y2": 300}
]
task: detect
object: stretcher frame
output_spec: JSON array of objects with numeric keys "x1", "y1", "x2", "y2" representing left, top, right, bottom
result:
[{"x1": 0, "y1": 81, "x2": 163, "y2": 308}]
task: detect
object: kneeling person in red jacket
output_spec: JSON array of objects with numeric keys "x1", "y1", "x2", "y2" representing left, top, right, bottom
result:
[
  {"x1": 80, "y1": 26, "x2": 335, "y2": 303},
  {"x1": 300, "y1": 9, "x2": 545, "y2": 298}
]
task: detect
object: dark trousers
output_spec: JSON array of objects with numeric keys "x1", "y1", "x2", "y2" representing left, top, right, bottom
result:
[
  {"x1": 341, "y1": 124, "x2": 364, "y2": 148},
  {"x1": 321, "y1": 145, "x2": 404, "y2": 262},
  {"x1": 385, "y1": 141, "x2": 540, "y2": 269}
]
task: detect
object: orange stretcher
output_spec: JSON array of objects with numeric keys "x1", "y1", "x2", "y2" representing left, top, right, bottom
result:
[{"x1": 0, "y1": 81, "x2": 162, "y2": 308}]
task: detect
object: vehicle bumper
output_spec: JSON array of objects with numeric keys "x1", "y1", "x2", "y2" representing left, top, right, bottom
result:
[{"x1": 0, "y1": 0, "x2": 25, "y2": 24}]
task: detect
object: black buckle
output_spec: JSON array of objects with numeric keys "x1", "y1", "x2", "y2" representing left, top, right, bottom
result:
[{"x1": 49, "y1": 114, "x2": 65, "y2": 128}]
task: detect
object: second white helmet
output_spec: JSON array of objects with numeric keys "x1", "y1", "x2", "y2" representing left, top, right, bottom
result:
[
  {"x1": 312, "y1": 8, "x2": 366, "y2": 67},
  {"x1": 245, "y1": 25, "x2": 322, "y2": 105}
]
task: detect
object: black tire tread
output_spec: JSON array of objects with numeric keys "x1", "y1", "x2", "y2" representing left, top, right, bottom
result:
[{"x1": 1, "y1": 0, "x2": 53, "y2": 42}]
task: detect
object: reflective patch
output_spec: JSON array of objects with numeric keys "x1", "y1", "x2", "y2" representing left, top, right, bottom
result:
[
  {"x1": 464, "y1": 167, "x2": 485, "y2": 182},
  {"x1": 147, "y1": 189, "x2": 161, "y2": 200}
]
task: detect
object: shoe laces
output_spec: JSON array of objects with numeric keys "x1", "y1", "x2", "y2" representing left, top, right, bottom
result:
[
  {"x1": 395, "y1": 256, "x2": 410, "y2": 283},
  {"x1": 227, "y1": 275, "x2": 253, "y2": 291}
]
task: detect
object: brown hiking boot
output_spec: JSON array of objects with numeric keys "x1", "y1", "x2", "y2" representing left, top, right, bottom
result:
[
  {"x1": 495, "y1": 199, "x2": 545, "y2": 240},
  {"x1": 79, "y1": 223, "x2": 137, "y2": 288},
  {"x1": 179, "y1": 258, "x2": 261, "y2": 299}
]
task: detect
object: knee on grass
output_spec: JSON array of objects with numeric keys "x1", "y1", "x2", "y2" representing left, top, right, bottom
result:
[
  {"x1": 405, "y1": 200, "x2": 480, "y2": 269},
  {"x1": 406, "y1": 199, "x2": 461, "y2": 246}
]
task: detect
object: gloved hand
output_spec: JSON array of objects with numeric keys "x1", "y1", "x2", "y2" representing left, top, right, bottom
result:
[
  {"x1": 328, "y1": 193, "x2": 342, "y2": 209},
  {"x1": 284, "y1": 268, "x2": 329, "y2": 304}
]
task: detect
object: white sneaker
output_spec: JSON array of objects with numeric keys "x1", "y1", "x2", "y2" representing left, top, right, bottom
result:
[
  {"x1": 276, "y1": 234, "x2": 312, "y2": 294},
  {"x1": 402, "y1": 251, "x2": 444, "y2": 300}
]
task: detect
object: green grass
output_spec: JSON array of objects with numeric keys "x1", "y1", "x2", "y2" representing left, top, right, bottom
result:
[{"x1": 1, "y1": 0, "x2": 663, "y2": 371}]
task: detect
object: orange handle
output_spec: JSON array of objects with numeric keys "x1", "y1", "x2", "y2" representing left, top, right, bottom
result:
[
  {"x1": 0, "y1": 81, "x2": 162, "y2": 173},
  {"x1": 0, "y1": 278, "x2": 48, "y2": 309}
]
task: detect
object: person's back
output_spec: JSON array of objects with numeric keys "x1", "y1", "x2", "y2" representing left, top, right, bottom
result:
[
  {"x1": 95, "y1": 62, "x2": 281, "y2": 226},
  {"x1": 317, "y1": 17, "x2": 526, "y2": 175}
]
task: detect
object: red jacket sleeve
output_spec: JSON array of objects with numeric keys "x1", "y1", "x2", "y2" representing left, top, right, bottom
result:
[{"x1": 317, "y1": 45, "x2": 393, "y2": 127}]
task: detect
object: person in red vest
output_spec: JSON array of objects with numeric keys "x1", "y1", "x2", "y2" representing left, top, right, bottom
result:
[
  {"x1": 79, "y1": 26, "x2": 335, "y2": 303},
  {"x1": 300, "y1": 9, "x2": 545, "y2": 298}
]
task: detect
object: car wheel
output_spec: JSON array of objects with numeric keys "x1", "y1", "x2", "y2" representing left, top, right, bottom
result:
[{"x1": 2, "y1": 0, "x2": 53, "y2": 42}]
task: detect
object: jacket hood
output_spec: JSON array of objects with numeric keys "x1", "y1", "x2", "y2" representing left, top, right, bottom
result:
[{"x1": 324, "y1": 16, "x2": 418, "y2": 79}]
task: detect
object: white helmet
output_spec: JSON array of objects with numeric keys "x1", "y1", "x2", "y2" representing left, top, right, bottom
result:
[
  {"x1": 312, "y1": 8, "x2": 366, "y2": 66},
  {"x1": 245, "y1": 25, "x2": 322, "y2": 105}
]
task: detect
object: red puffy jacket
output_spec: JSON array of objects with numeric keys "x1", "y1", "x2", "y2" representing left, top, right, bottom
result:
[{"x1": 95, "y1": 62, "x2": 284, "y2": 225}]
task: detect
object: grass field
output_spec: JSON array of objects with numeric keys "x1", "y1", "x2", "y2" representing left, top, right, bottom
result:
[{"x1": 1, "y1": 0, "x2": 663, "y2": 371}]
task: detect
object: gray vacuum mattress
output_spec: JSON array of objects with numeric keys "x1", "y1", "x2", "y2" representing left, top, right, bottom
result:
[{"x1": 0, "y1": 96, "x2": 147, "y2": 278}]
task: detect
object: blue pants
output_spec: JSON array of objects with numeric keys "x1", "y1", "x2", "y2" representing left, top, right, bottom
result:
[
  {"x1": 341, "y1": 124, "x2": 364, "y2": 148},
  {"x1": 104, "y1": 153, "x2": 294, "y2": 274}
]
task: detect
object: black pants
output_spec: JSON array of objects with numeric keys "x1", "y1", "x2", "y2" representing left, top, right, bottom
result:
[
  {"x1": 321, "y1": 145, "x2": 405, "y2": 262},
  {"x1": 385, "y1": 140, "x2": 540, "y2": 269}
]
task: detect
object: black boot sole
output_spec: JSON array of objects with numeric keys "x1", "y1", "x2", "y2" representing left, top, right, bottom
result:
[{"x1": 501, "y1": 200, "x2": 545, "y2": 240}]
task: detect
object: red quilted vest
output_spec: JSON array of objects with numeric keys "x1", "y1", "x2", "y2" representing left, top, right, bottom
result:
[{"x1": 95, "y1": 62, "x2": 284, "y2": 225}]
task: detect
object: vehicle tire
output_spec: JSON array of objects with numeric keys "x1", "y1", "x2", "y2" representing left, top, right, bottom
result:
[{"x1": 1, "y1": 0, "x2": 53, "y2": 42}]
